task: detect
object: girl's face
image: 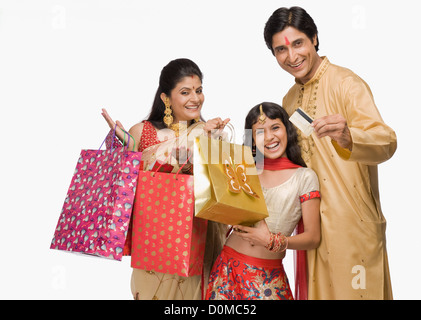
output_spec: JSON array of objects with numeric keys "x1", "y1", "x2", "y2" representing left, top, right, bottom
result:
[
  {"x1": 252, "y1": 116, "x2": 288, "y2": 159},
  {"x1": 161, "y1": 75, "x2": 204, "y2": 124}
]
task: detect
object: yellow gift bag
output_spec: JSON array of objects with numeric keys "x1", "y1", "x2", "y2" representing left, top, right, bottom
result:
[{"x1": 193, "y1": 136, "x2": 268, "y2": 226}]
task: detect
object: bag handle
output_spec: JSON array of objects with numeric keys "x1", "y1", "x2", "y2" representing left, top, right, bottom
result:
[
  {"x1": 210, "y1": 122, "x2": 235, "y2": 142},
  {"x1": 175, "y1": 152, "x2": 193, "y2": 176},
  {"x1": 124, "y1": 131, "x2": 136, "y2": 152},
  {"x1": 152, "y1": 150, "x2": 193, "y2": 179},
  {"x1": 97, "y1": 124, "x2": 135, "y2": 153},
  {"x1": 224, "y1": 122, "x2": 235, "y2": 143}
]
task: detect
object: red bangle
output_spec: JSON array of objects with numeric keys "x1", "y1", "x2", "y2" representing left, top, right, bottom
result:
[{"x1": 265, "y1": 232, "x2": 288, "y2": 252}]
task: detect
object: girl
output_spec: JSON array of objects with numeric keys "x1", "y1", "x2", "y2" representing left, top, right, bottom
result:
[
  {"x1": 206, "y1": 102, "x2": 321, "y2": 300},
  {"x1": 102, "y1": 58, "x2": 228, "y2": 300}
]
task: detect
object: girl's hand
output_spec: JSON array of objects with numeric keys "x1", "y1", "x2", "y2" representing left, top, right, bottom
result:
[
  {"x1": 203, "y1": 117, "x2": 230, "y2": 137},
  {"x1": 232, "y1": 220, "x2": 271, "y2": 247}
]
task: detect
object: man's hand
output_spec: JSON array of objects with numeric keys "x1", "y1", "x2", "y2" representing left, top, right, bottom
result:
[{"x1": 312, "y1": 114, "x2": 353, "y2": 150}]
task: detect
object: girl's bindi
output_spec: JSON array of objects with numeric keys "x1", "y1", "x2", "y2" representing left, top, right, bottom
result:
[{"x1": 284, "y1": 36, "x2": 290, "y2": 45}]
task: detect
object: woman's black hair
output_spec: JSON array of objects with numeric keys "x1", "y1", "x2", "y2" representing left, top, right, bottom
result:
[
  {"x1": 244, "y1": 102, "x2": 306, "y2": 167},
  {"x1": 264, "y1": 6, "x2": 319, "y2": 55},
  {"x1": 146, "y1": 58, "x2": 204, "y2": 129}
]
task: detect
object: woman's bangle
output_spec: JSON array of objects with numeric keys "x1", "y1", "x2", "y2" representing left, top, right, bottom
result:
[
  {"x1": 181, "y1": 163, "x2": 193, "y2": 174},
  {"x1": 265, "y1": 232, "x2": 288, "y2": 252}
]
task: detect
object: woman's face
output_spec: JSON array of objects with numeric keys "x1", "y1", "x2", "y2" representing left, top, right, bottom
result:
[
  {"x1": 252, "y1": 116, "x2": 288, "y2": 159},
  {"x1": 162, "y1": 75, "x2": 204, "y2": 124}
]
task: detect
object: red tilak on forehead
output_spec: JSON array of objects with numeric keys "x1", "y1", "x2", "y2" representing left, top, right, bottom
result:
[{"x1": 285, "y1": 36, "x2": 290, "y2": 45}]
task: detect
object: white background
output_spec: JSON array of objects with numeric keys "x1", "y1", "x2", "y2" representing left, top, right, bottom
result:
[{"x1": 0, "y1": 0, "x2": 419, "y2": 299}]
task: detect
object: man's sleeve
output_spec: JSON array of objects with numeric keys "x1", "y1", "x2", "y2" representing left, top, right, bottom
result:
[{"x1": 332, "y1": 75, "x2": 397, "y2": 165}]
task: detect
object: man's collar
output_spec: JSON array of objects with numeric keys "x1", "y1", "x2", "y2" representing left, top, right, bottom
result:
[{"x1": 295, "y1": 56, "x2": 330, "y2": 86}]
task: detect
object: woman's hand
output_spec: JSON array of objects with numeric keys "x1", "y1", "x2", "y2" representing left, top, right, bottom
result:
[
  {"x1": 101, "y1": 108, "x2": 125, "y2": 132},
  {"x1": 232, "y1": 220, "x2": 271, "y2": 247},
  {"x1": 101, "y1": 108, "x2": 136, "y2": 150},
  {"x1": 171, "y1": 146, "x2": 193, "y2": 173},
  {"x1": 203, "y1": 117, "x2": 230, "y2": 137}
]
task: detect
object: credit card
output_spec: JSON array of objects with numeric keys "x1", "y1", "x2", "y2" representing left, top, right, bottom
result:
[{"x1": 289, "y1": 108, "x2": 314, "y2": 137}]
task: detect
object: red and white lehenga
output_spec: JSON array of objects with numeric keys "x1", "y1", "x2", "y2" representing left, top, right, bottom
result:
[{"x1": 205, "y1": 164, "x2": 320, "y2": 300}]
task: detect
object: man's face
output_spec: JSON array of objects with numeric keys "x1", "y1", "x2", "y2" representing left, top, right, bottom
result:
[{"x1": 271, "y1": 26, "x2": 321, "y2": 84}]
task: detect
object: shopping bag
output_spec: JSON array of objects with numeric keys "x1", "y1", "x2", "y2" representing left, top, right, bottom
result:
[
  {"x1": 193, "y1": 135, "x2": 268, "y2": 226},
  {"x1": 131, "y1": 163, "x2": 208, "y2": 277},
  {"x1": 50, "y1": 129, "x2": 142, "y2": 260}
]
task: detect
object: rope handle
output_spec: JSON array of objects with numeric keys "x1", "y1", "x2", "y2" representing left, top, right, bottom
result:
[
  {"x1": 97, "y1": 124, "x2": 136, "y2": 153},
  {"x1": 152, "y1": 148, "x2": 193, "y2": 178}
]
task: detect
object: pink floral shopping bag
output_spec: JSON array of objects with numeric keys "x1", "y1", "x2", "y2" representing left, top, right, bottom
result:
[{"x1": 50, "y1": 129, "x2": 141, "y2": 260}]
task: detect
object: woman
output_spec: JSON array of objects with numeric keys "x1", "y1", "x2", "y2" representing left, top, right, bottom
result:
[
  {"x1": 206, "y1": 102, "x2": 321, "y2": 300},
  {"x1": 102, "y1": 58, "x2": 228, "y2": 300}
]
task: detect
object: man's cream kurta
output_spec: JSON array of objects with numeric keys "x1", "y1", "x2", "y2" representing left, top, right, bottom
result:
[{"x1": 283, "y1": 57, "x2": 397, "y2": 299}]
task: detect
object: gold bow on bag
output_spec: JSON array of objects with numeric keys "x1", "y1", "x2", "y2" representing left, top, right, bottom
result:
[{"x1": 193, "y1": 135, "x2": 268, "y2": 226}]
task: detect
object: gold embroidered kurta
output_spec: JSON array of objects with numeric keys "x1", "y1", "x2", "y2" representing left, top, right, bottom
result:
[{"x1": 283, "y1": 57, "x2": 397, "y2": 300}]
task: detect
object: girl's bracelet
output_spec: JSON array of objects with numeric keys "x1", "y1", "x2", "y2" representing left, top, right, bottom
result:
[{"x1": 265, "y1": 232, "x2": 288, "y2": 252}]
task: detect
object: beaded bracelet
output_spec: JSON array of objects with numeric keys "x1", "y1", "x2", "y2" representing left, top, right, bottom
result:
[{"x1": 265, "y1": 232, "x2": 288, "y2": 252}]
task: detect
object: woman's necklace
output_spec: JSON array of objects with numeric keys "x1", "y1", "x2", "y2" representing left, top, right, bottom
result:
[{"x1": 169, "y1": 122, "x2": 188, "y2": 137}]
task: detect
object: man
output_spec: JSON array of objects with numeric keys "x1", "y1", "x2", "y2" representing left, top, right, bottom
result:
[{"x1": 264, "y1": 6, "x2": 397, "y2": 299}]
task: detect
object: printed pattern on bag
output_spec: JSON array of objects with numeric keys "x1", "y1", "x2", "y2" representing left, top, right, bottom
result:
[
  {"x1": 131, "y1": 171, "x2": 207, "y2": 276},
  {"x1": 50, "y1": 149, "x2": 141, "y2": 260}
]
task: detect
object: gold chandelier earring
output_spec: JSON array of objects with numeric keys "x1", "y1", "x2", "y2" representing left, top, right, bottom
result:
[{"x1": 163, "y1": 97, "x2": 173, "y2": 127}]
